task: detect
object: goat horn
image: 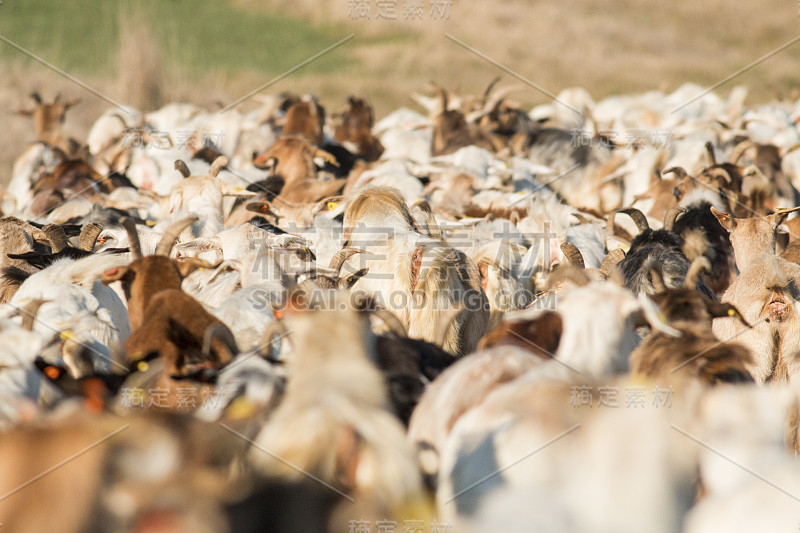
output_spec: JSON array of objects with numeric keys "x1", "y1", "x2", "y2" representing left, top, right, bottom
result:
[
  {"x1": 662, "y1": 167, "x2": 688, "y2": 180},
  {"x1": 704, "y1": 167, "x2": 732, "y2": 184},
  {"x1": 560, "y1": 242, "x2": 585, "y2": 269},
  {"x1": 20, "y1": 299, "x2": 49, "y2": 331},
  {"x1": 78, "y1": 223, "x2": 103, "y2": 252},
  {"x1": 616, "y1": 207, "x2": 650, "y2": 234},
  {"x1": 208, "y1": 155, "x2": 228, "y2": 177},
  {"x1": 42, "y1": 224, "x2": 68, "y2": 253},
  {"x1": 663, "y1": 206, "x2": 686, "y2": 231},
  {"x1": 775, "y1": 206, "x2": 800, "y2": 215},
  {"x1": 430, "y1": 82, "x2": 448, "y2": 115},
  {"x1": 685, "y1": 256, "x2": 711, "y2": 288},
  {"x1": 546, "y1": 265, "x2": 590, "y2": 290},
  {"x1": 600, "y1": 248, "x2": 626, "y2": 277},
  {"x1": 483, "y1": 84, "x2": 526, "y2": 114},
  {"x1": 372, "y1": 308, "x2": 407, "y2": 338},
  {"x1": 121, "y1": 218, "x2": 142, "y2": 260},
  {"x1": 202, "y1": 323, "x2": 239, "y2": 362},
  {"x1": 605, "y1": 210, "x2": 617, "y2": 235},
  {"x1": 482, "y1": 76, "x2": 502, "y2": 100},
  {"x1": 29, "y1": 91, "x2": 42, "y2": 105},
  {"x1": 174, "y1": 160, "x2": 191, "y2": 178},
  {"x1": 730, "y1": 140, "x2": 757, "y2": 163},
  {"x1": 704, "y1": 141, "x2": 717, "y2": 166},
  {"x1": 155, "y1": 216, "x2": 198, "y2": 256},
  {"x1": 328, "y1": 247, "x2": 372, "y2": 272}
]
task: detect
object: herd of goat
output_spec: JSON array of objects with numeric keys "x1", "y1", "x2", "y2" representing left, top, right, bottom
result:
[{"x1": 2, "y1": 79, "x2": 800, "y2": 531}]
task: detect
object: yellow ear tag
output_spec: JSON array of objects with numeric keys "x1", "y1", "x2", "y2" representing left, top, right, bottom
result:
[
  {"x1": 327, "y1": 201, "x2": 338, "y2": 211},
  {"x1": 60, "y1": 330, "x2": 74, "y2": 341},
  {"x1": 145, "y1": 220, "x2": 156, "y2": 227},
  {"x1": 226, "y1": 397, "x2": 257, "y2": 419},
  {"x1": 728, "y1": 309, "x2": 736, "y2": 316},
  {"x1": 137, "y1": 361, "x2": 149, "y2": 372}
]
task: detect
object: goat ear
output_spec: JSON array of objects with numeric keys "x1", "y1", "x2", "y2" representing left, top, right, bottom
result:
[
  {"x1": 334, "y1": 425, "x2": 361, "y2": 493},
  {"x1": 220, "y1": 182, "x2": 258, "y2": 197},
  {"x1": 710, "y1": 207, "x2": 735, "y2": 231},
  {"x1": 63, "y1": 99, "x2": 80, "y2": 111},
  {"x1": 175, "y1": 257, "x2": 215, "y2": 278},
  {"x1": 342, "y1": 268, "x2": 369, "y2": 289},
  {"x1": 770, "y1": 207, "x2": 800, "y2": 228},
  {"x1": 100, "y1": 266, "x2": 131, "y2": 285}
]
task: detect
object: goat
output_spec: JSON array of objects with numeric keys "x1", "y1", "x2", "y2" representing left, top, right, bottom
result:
[
  {"x1": 713, "y1": 252, "x2": 800, "y2": 382},
  {"x1": 248, "y1": 288, "x2": 425, "y2": 518},
  {"x1": 101, "y1": 217, "x2": 237, "y2": 378},
  {"x1": 629, "y1": 258, "x2": 754, "y2": 387},
  {"x1": 253, "y1": 136, "x2": 336, "y2": 188},
  {"x1": 341, "y1": 187, "x2": 489, "y2": 356},
  {"x1": 407, "y1": 345, "x2": 544, "y2": 489},
  {"x1": 615, "y1": 207, "x2": 692, "y2": 295},
  {"x1": 15, "y1": 91, "x2": 80, "y2": 153},
  {"x1": 333, "y1": 96, "x2": 384, "y2": 162},
  {"x1": 711, "y1": 205, "x2": 800, "y2": 272},
  {"x1": 427, "y1": 84, "x2": 502, "y2": 156},
  {"x1": 281, "y1": 96, "x2": 325, "y2": 146},
  {"x1": 169, "y1": 156, "x2": 257, "y2": 238}
]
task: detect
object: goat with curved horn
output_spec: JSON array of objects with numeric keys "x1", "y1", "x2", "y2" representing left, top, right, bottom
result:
[
  {"x1": 78, "y1": 223, "x2": 103, "y2": 252},
  {"x1": 775, "y1": 206, "x2": 800, "y2": 215},
  {"x1": 42, "y1": 224, "x2": 68, "y2": 254},
  {"x1": 121, "y1": 218, "x2": 142, "y2": 260},
  {"x1": 560, "y1": 242, "x2": 585, "y2": 269},
  {"x1": 684, "y1": 256, "x2": 711, "y2": 289},
  {"x1": 208, "y1": 155, "x2": 228, "y2": 178},
  {"x1": 704, "y1": 167, "x2": 732, "y2": 184},
  {"x1": 662, "y1": 167, "x2": 689, "y2": 180},
  {"x1": 663, "y1": 206, "x2": 686, "y2": 231},
  {"x1": 328, "y1": 247, "x2": 372, "y2": 272},
  {"x1": 155, "y1": 216, "x2": 199, "y2": 256},
  {"x1": 546, "y1": 265, "x2": 591, "y2": 290},
  {"x1": 372, "y1": 308, "x2": 408, "y2": 338},
  {"x1": 20, "y1": 299, "x2": 49, "y2": 331},
  {"x1": 615, "y1": 207, "x2": 650, "y2": 234},
  {"x1": 174, "y1": 160, "x2": 191, "y2": 178},
  {"x1": 202, "y1": 323, "x2": 239, "y2": 363},
  {"x1": 730, "y1": 140, "x2": 757, "y2": 164},
  {"x1": 600, "y1": 248, "x2": 626, "y2": 277}
]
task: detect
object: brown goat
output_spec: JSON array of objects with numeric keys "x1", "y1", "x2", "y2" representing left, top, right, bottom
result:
[
  {"x1": 282, "y1": 97, "x2": 325, "y2": 146},
  {"x1": 711, "y1": 205, "x2": 800, "y2": 272},
  {"x1": 629, "y1": 258, "x2": 754, "y2": 387},
  {"x1": 253, "y1": 136, "x2": 336, "y2": 188},
  {"x1": 428, "y1": 84, "x2": 502, "y2": 156},
  {"x1": 333, "y1": 96, "x2": 384, "y2": 162},
  {"x1": 16, "y1": 92, "x2": 80, "y2": 153},
  {"x1": 101, "y1": 217, "x2": 236, "y2": 375}
]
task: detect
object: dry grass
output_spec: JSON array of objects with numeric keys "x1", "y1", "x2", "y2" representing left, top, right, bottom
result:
[
  {"x1": 2, "y1": 0, "x2": 800, "y2": 185},
  {"x1": 116, "y1": 5, "x2": 164, "y2": 112}
]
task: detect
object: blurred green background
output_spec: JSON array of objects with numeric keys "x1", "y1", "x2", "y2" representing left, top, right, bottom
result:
[{"x1": 1, "y1": 0, "x2": 799, "y2": 177}]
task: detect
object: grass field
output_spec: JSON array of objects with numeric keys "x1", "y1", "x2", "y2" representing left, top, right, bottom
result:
[{"x1": 1, "y1": 0, "x2": 799, "y2": 181}]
